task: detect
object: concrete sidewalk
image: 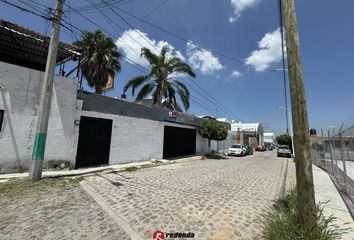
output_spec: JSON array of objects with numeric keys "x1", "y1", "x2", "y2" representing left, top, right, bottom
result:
[
  {"x1": 0, "y1": 156, "x2": 201, "y2": 181},
  {"x1": 313, "y1": 165, "x2": 354, "y2": 239}
]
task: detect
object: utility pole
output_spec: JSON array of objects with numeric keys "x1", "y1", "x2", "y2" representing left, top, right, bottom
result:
[
  {"x1": 281, "y1": 0, "x2": 318, "y2": 236},
  {"x1": 29, "y1": 0, "x2": 64, "y2": 181}
]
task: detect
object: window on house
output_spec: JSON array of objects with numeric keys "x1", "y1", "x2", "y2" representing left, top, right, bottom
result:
[{"x1": 0, "y1": 110, "x2": 4, "y2": 132}]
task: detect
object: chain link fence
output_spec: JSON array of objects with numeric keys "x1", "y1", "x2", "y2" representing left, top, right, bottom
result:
[{"x1": 311, "y1": 119, "x2": 354, "y2": 204}]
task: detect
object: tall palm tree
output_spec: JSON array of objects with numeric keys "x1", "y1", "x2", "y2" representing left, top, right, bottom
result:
[
  {"x1": 123, "y1": 45, "x2": 196, "y2": 111},
  {"x1": 74, "y1": 30, "x2": 121, "y2": 94}
]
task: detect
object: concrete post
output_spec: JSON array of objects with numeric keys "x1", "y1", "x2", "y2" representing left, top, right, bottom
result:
[
  {"x1": 314, "y1": 141, "x2": 317, "y2": 166},
  {"x1": 29, "y1": 0, "x2": 64, "y2": 181},
  {"x1": 328, "y1": 131, "x2": 335, "y2": 175},
  {"x1": 321, "y1": 129, "x2": 326, "y2": 166},
  {"x1": 346, "y1": 146, "x2": 351, "y2": 198}
]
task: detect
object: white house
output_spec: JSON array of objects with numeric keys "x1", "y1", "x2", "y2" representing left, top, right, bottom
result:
[
  {"x1": 0, "y1": 20, "x2": 233, "y2": 173},
  {"x1": 231, "y1": 122, "x2": 264, "y2": 147},
  {"x1": 264, "y1": 132, "x2": 275, "y2": 147}
]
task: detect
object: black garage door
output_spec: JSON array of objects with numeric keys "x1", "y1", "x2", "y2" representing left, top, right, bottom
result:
[
  {"x1": 76, "y1": 116, "x2": 112, "y2": 168},
  {"x1": 163, "y1": 126, "x2": 196, "y2": 159}
]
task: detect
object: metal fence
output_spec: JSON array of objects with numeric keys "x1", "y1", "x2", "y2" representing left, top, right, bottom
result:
[{"x1": 311, "y1": 120, "x2": 354, "y2": 204}]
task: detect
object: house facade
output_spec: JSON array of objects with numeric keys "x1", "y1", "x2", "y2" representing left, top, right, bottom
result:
[
  {"x1": 0, "y1": 60, "x2": 236, "y2": 172},
  {"x1": 231, "y1": 122, "x2": 264, "y2": 147},
  {"x1": 0, "y1": 20, "x2": 235, "y2": 173},
  {"x1": 264, "y1": 132, "x2": 275, "y2": 148}
]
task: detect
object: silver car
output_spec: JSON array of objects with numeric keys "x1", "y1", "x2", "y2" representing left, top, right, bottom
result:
[{"x1": 277, "y1": 145, "x2": 292, "y2": 158}]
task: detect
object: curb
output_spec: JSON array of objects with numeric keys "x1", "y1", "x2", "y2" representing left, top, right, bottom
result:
[
  {"x1": 80, "y1": 181, "x2": 144, "y2": 240},
  {"x1": 0, "y1": 156, "x2": 201, "y2": 180}
]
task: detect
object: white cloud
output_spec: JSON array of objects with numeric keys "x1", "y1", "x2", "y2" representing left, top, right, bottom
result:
[
  {"x1": 229, "y1": 0, "x2": 261, "y2": 23},
  {"x1": 186, "y1": 41, "x2": 224, "y2": 75},
  {"x1": 231, "y1": 69, "x2": 242, "y2": 78},
  {"x1": 245, "y1": 28, "x2": 286, "y2": 72},
  {"x1": 116, "y1": 29, "x2": 185, "y2": 67}
]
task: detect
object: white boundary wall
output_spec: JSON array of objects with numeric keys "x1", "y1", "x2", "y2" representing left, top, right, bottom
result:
[
  {"x1": 0, "y1": 61, "x2": 227, "y2": 172},
  {"x1": 76, "y1": 110, "x2": 209, "y2": 165},
  {"x1": 0, "y1": 62, "x2": 77, "y2": 172}
]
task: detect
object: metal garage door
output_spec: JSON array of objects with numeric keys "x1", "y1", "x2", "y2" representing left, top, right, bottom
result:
[
  {"x1": 163, "y1": 126, "x2": 196, "y2": 159},
  {"x1": 76, "y1": 116, "x2": 112, "y2": 168}
]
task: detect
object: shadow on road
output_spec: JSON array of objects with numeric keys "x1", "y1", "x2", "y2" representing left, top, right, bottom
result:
[{"x1": 206, "y1": 154, "x2": 229, "y2": 160}]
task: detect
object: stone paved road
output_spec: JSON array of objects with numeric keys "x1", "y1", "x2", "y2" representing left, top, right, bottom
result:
[
  {"x1": 0, "y1": 181, "x2": 130, "y2": 240},
  {"x1": 83, "y1": 151, "x2": 296, "y2": 240}
]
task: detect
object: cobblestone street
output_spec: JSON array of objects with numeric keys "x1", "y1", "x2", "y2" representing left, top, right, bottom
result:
[
  {"x1": 0, "y1": 151, "x2": 295, "y2": 240},
  {"x1": 83, "y1": 151, "x2": 296, "y2": 240}
]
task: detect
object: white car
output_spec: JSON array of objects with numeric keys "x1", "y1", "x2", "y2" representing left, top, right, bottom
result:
[
  {"x1": 228, "y1": 144, "x2": 246, "y2": 157},
  {"x1": 277, "y1": 145, "x2": 292, "y2": 158}
]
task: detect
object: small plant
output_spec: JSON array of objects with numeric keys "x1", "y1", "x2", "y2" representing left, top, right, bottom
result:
[
  {"x1": 263, "y1": 188, "x2": 348, "y2": 240},
  {"x1": 0, "y1": 177, "x2": 83, "y2": 199},
  {"x1": 125, "y1": 166, "x2": 138, "y2": 172}
]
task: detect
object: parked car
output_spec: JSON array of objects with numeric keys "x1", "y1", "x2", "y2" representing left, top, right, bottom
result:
[
  {"x1": 228, "y1": 144, "x2": 246, "y2": 156},
  {"x1": 243, "y1": 144, "x2": 253, "y2": 155},
  {"x1": 277, "y1": 145, "x2": 292, "y2": 158},
  {"x1": 255, "y1": 145, "x2": 266, "y2": 152}
]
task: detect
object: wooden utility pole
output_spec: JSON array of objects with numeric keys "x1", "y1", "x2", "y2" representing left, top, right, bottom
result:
[
  {"x1": 29, "y1": 0, "x2": 64, "y2": 181},
  {"x1": 281, "y1": 0, "x2": 318, "y2": 236}
]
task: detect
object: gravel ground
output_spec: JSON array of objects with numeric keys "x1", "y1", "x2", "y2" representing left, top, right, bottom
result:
[{"x1": 0, "y1": 179, "x2": 130, "y2": 240}]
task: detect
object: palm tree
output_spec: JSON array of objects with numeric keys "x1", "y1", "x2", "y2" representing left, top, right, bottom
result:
[
  {"x1": 123, "y1": 45, "x2": 196, "y2": 111},
  {"x1": 74, "y1": 30, "x2": 121, "y2": 94}
]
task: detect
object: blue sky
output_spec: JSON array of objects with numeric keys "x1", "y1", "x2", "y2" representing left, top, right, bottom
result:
[{"x1": 1, "y1": 0, "x2": 354, "y2": 135}]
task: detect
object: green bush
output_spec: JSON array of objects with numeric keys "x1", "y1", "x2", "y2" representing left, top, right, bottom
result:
[
  {"x1": 263, "y1": 189, "x2": 348, "y2": 240},
  {"x1": 199, "y1": 121, "x2": 228, "y2": 142}
]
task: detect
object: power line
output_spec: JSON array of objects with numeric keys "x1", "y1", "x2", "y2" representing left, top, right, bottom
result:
[
  {"x1": 15, "y1": 0, "x2": 46, "y2": 15},
  {"x1": 84, "y1": 0, "x2": 151, "y2": 68},
  {"x1": 115, "y1": 7, "x2": 245, "y2": 64},
  {"x1": 1, "y1": 0, "x2": 81, "y2": 37},
  {"x1": 27, "y1": 0, "x2": 50, "y2": 9},
  {"x1": 0, "y1": 0, "x2": 50, "y2": 20},
  {"x1": 278, "y1": 0, "x2": 289, "y2": 135},
  {"x1": 92, "y1": 0, "x2": 237, "y2": 119},
  {"x1": 67, "y1": 0, "x2": 135, "y2": 13},
  {"x1": 100, "y1": 0, "x2": 160, "y2": 53},
  {"x1": 4, "y1": 0, "x2": 239, "y2": 118},
  {"x1": 159, "y1": 1, "x2": 247, "y2": 118},
  {"x1": 133, "y1": 0, "x2": 169, "y2": 28},
  {"x1": 97, "y1": 0, "x2": 240, "y2": 119},
  {"x1": 178, "y1": 78, "x2": 235, "y2": 119},
  {"x1": 65, "y1": 0, "x2": 78, "y2": 42}
]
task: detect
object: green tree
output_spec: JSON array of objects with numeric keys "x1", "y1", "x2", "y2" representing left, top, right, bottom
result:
[
  {"x1": 276, "y1": 134, "x2": 293, "y2": 152},
  {"x1": 74, "y1": 30, "x2": 122, "y2": 94},
  {"x1": 123, "y1": 45, "x2": 196, "y2": 111},
  {"x1": 276, "y1": 134, "x2": 292, "y2": 145},
  {"x1": 199, "y1": 121, "x2": 228, "y2": 151}
]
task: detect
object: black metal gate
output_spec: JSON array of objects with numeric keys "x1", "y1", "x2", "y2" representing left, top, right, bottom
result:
[
  {"x1": 76, "y1": 116, "x2": 112, "y2": 168},
  {"x1": 163, "y1": 126, "x2": 196, "y2": 159}
]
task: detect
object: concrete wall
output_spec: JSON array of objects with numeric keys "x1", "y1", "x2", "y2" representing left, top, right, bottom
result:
[
  {"x1": 77, "y1": 110, "x2": 164, "y2": 164},
  {"x1": 76, "y1": 110, "x2": 209, "y2": 164},
  {"x1": 0, "y1": 62, "x2": 234, "y2": 172},
  {"x1": 0, "y1": 62, "x2": 77, "y2": 172},
  {"x1": 216, "y1": 131, "x2": 236, "y2": 152}
]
